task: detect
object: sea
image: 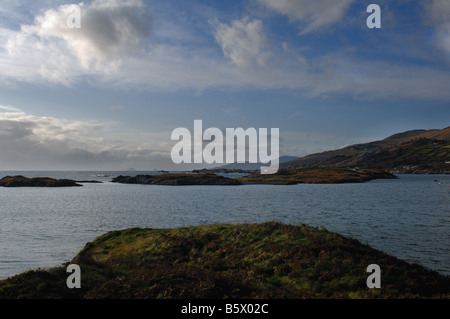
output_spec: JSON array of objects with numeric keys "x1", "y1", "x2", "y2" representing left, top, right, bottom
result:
[{"x1": 0, "y1": 171, "x2": 449, "y2": 279}]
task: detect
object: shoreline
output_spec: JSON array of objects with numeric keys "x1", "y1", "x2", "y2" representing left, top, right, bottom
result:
[
  {"x1": 110, "y1": 168, "x2": 397, "y2": 186},
  {"x1": 0, "y1": 173, "x2": 447, "y2": 286}
]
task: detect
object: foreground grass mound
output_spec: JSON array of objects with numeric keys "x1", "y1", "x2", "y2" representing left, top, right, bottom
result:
[{"x1": 0, "y1": 222, "x2": 449, "y2": 299}]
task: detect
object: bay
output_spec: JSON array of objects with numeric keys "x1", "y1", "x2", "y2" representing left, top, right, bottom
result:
[{"x1": 0, "y1": 171, "x2": 449, "y2": 279}]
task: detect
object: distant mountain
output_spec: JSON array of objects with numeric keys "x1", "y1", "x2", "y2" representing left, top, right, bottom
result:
[
  {"x1": 281, "y1": 127, "x2": 450, "y2": 174},
  {"x1": 216, "y1": 156, "x2": 298, "y2": 171}
]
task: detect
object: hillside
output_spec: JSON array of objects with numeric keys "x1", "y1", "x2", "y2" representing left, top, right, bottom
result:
[
  {"x1": 213, "y1": 156, "x2": 298, "y2": 171},
  {"x1": 282, "y1": 127, "x2": 450, "y2": 173},
  {"x1": 0, "y1": 222, "x2": 449, "y2": 299}
]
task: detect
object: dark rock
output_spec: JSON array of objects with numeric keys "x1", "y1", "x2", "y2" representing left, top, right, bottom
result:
[
  {"x1": 0, "y1": 176, "x2": 82, "y2": 187},
  {"x1": 111, "y1": 173, "x2": 242, "y2": 185}
]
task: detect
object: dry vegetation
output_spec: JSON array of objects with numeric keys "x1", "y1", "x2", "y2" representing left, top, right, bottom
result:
[{"x1": 1, "y1": 222, "x2": 448, "y2": 299}]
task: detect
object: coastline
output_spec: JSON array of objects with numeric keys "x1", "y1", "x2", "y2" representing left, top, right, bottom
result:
[
  {"x1": 0, "y1": 172, "x2": 448, "y2": 295},
  {"x1": 110, "y1": 168, "x2": 397, "y2": 186}
]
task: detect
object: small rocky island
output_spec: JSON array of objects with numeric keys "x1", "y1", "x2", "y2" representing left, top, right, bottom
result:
[
  {"x1": 0, "y1": 176, "x2": 82, "y2": 187},
  {"x1": 111, "y1": 173, "x2": 242, "y2": 185},
  {"x1": 111, "y1": 168, "x2": 396, "y2": 186},
  {"x1": 238, "y1": 167, "x2": 397, "y2": 184}
]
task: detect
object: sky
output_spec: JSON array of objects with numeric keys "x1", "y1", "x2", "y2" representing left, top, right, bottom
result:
[{"x1": 0, "y1": 0, "x2": 449, "y2": 171}]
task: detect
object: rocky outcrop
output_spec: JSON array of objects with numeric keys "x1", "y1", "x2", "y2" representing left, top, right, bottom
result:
[
  {"x1": 111, "y1": 173, "x2": 242, "y2": 185},
  {"x1": 239, "y1": 167, "x2": 397, "y2": 184},
  {"x1": 0, "y1": 176, "x2": 82, "y2": 187}
]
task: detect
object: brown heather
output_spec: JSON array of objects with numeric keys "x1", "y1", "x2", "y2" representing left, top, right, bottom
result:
[{"x1": 1, "y1": 222, "x2": 449, "y2": 299}]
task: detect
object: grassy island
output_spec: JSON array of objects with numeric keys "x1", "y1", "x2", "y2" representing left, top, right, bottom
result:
[
  {"x1": 111, "y1": 173, "x2": 242, "y2": 185},
  {"x1": 0, "y1": 176, "x2": 82, "y2": 187},
  {"x1": 1, "y1": 222, "x2": 448, "y2": 299},
  {"x1": 238, "y1": 167, "x2": 396, "y2": 185},
  {"x1": 111, "y1": 168, "x2": 396, "y2": 187}
]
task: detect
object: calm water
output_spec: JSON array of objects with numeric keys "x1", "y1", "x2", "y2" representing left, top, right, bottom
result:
[{"x1": 0, "y1": 171, "x2": 449, "y2": 279}]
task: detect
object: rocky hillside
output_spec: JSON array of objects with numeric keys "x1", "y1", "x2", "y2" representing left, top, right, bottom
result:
[{"x1": 282, "y1": 127, "x2": 450, "y2": 174}]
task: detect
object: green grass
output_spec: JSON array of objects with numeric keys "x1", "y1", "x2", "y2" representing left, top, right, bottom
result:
[{"x1": 1, "y1": 222, "x2": 449, "y2": 299}]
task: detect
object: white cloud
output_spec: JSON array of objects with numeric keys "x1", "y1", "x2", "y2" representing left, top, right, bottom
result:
[
  {"x1": 213, "y1": 17, "x2": 271, "y2": 67},
  {"x1": 256, "y1": 0, "x2": 355, "y2": 34},
  {"x1": 0, "y1": 105, "x2": 108, "y2": 149},
  {"x1": 4, "y1": 0, "x2": 151, "y2": 79},
  {"x1": 0, "y1": 1, "x2": 450, "y2": 102},
  {"x1": 0, "y1": 105, "x2": 22, "y2": 112},
  {"x1": 0, "y1": 106, "x2": 174, "y2": 170}
]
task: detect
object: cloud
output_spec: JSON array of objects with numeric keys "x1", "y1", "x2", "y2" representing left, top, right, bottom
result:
[
  {"x1": 1, "y1": 1, "x2": 450, "y2": 102},
  {"x1": 0, "y1": 105, "x2": 22, "y2": 112},
  {"x1": 0, "y1": 106, "x2": 174, "y2": 170},
  {"x1": 256, "y1": 0, "x2": 355, "y2": 34},
  {"x1": 213, "y1": 17, "x2": 271, "y2": 67},
  {"x1": 425, "y1": 0, "x2": 450, "y2": 28},
  {"x1": 424, "y1": 0, "x2": 450, "y2": 53},
  {"x1": 0, "y1": 105, "x2": 107, "y2": 149},
  {"x1": 302, "y1": 54, "x2": 450, "y2": 100},
  {"x1": 4, "y1": 0, "x2": 151, "y2": 78}
]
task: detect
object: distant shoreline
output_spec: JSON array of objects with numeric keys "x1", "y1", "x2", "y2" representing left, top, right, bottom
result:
[
  {"x1": 1, "y1": 170, "x2": 447, "y2": 188},
  {"x1": 111, "y1": 168, "x2": 397, "y2": 186}
]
